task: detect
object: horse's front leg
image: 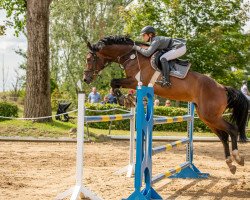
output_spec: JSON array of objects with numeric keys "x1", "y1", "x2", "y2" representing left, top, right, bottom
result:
[
  {"x1": 111, "y1": 78, "x2": 137, "y2": 107},
  {"x1": 111, "y1": 78, "x2": 137, "y2": 89}
]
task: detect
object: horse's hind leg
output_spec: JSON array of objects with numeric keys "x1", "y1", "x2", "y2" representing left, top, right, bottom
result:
[
  {"x1": 225, "y1": 122, "x2": 245, "y2": 166},
  {"x1": 209, "y1": 127, "x2": 236, "y2": 174},
  {"x1": 196, "y1": 106, "x2": 237, "y2": 174},
  {"x1": 209, "y1": 118, "x2": 244, "y2": 167}
]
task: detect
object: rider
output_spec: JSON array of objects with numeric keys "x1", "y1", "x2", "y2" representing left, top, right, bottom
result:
[{"x1": 132, "y1": 26, "x2": 187, "y2": 87}]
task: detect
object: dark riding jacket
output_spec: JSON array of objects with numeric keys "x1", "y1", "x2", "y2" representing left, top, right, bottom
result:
[{"x1": 133, "y1": 36, "x2": 183, "y2": 57}]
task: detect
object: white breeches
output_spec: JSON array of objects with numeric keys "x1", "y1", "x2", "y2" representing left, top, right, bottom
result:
[{"x1": 160, "y1": 45, "x2": 187, "y2": 61}]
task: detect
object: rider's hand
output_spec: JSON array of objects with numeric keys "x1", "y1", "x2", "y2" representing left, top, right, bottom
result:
[{"x1": 132, "y1": 45, "x2": 141, "y2": 51}]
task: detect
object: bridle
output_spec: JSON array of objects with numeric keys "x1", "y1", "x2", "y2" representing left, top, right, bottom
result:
[
  {"x1": 84, "y1": 44, "x2": 142, "y2": 81},
  {"x1": 84, "y1": 51, "x2": 101, "y2": 76},
  {"x1": 116, "y1": 48, "x2": 134, "y2": 68}
]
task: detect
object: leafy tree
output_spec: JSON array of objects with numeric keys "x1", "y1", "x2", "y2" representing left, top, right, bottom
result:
[
  {"x1": 0, "y1": 0, "x2": 26, "y2": 36},
  {"x1": 0, "y1": 0, "x2": 53, "y2": 121},
  {"x1": 50, "y1": 0, "x2": 131, "y2": 99},
  {"x1": 122, "y1": 0, "x2": 250, "y2": 88},
  {"x1": 0, "y1": 25, "x2": 6, "y2": 35}
]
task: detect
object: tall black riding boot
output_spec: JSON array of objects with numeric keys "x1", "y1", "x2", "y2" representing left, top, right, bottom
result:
[{"x1": 159, "y1": 58, "x2": 171, "y2": 87}]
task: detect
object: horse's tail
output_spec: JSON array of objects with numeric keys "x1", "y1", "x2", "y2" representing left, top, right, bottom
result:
[{"x1": 225, "y1": 86, "x2": 249, "y2": 142}]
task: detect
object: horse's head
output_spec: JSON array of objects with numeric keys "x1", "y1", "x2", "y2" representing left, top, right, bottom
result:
[
  {"x1": 83, "y1": 36, "x2": 138, "y2": 84},
  {"x1": 83, "y1": 42, "x2": 111, "y2": 84}
]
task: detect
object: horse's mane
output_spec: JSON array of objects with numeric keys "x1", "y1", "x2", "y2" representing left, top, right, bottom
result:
[{"x1": 92, "y1": 35, "x2": 148, "y2": 51}]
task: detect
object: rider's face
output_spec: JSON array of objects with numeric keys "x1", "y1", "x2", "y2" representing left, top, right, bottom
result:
[{"x1": 142, "y1": 34, "x2": 150, "y2": 42}]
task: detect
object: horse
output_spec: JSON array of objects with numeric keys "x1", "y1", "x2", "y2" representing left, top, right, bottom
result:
[{"x1": 83, "y1": 35, "x2": 249, "y2": 174}]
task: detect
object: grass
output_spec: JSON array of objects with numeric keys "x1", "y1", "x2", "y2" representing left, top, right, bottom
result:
[
  {"x1": 0, "y1": 98, "x2": 249, "y2": 139},
  {"x1": 0, "y1": 119, "x2": 76, "y2": 138},
  {"x1": 1, "y1": 96, "x2": 249, "y2": 140},
  {"x1": 0, "y1": 118, "x2": 249, "y2": 140}
]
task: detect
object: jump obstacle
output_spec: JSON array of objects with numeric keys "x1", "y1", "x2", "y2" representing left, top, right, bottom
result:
[
  {"x1": 117, "y1": 95, "x2": 207, "y2": 179},
  {"x1": 55, "y1": 85, "x2": 209, "y2": 200},
  {"x1": 125, "y1": 85, "x2": 209, "y2": 200},
  {"x1": 55, "y1": 92, "x2": 135, "y2": 200}
]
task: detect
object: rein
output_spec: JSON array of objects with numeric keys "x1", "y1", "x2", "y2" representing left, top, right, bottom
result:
[
  {"x1": 85, "y1": 43, "x2": 143, "y2": 82},
  {"x1": 134, "y1": 42, "x2": 143, "y2": 82},
  {"x1": 116, "y1": 48, "x2": 134, "y2": 69}
]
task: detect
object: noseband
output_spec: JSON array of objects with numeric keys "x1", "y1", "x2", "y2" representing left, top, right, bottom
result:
[
  {"x1": 84, "y1": 46, "x2": 136, "y2": 77},
  {"x1": 84, "y1": 51, "x2": 100, "y2": 76}
]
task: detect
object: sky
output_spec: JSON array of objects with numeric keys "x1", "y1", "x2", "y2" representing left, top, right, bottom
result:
[
  {"x1": 0, "y1": 3, "x2": 250, "y2": 92},
  {"x1": 0, "y1": 11, "x2": 26, "y2": 92}
]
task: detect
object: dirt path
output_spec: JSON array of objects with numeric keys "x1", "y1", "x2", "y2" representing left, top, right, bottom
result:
[{"x1": 0, "y1": 141, "x2": 249, "y2": 200}]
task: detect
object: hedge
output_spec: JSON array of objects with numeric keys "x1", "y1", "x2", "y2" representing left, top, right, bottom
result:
[
  {"x1": 0, "y1": 101, "x2": 18, "y2": 121},
  {"x1": 85, "y1": 103, "x2": 212, "y2": 132}
]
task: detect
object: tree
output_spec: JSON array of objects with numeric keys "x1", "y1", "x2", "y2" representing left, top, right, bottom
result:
[
  {"x1": 0, "y1": 25, "x2": 6, "y2": 35},
  {"x1": 10, "y1": 69, "x2": 23, "y2": 101},
  {"x1": 50, "y1": 0, "x2": 131, "y2": 98},
  {"x1": 122, "y1": 0, "x2": 250, "y2": 88},
  {"x1": 0, "y1": 0, "x2": 53, "y2": 121},
  {"x1": 25, "y1": 0, "x2": 52, "y2": 121}
]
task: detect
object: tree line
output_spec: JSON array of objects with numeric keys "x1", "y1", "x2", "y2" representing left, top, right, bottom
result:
[{"x1": 0, "y1": 0, "x2": 249, "y2": 121}]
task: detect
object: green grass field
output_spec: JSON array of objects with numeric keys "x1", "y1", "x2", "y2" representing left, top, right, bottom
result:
[
  {"x1": 1, "y1": 96, "x2": 249, "y2": 140},
  {"x1": 0, "y1": 118, "x2": 249, "y2": 140}
]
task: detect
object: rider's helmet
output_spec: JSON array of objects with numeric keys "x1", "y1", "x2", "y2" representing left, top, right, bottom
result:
[
  {"x1": 140, "y1": 26, "x2": 156, "y2": 35},
  {"x1": 242, "y1": 80, "x2": 247, "y2": 84}
]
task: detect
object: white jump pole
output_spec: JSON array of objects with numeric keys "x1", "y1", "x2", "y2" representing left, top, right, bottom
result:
[
  {"x1": 114, "y1": 107, "x2": 135, "y2": 177},
  {"x1": 55, "y1": 92, "x2": 102, "y2": 200},
  {"x1": 127, "y1": 107, "x2": 135, "y2": 177}
]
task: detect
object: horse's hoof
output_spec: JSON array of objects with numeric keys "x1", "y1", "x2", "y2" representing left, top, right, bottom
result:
[
  {"x1": 235, "y1": 156, "x2": 244, "y2": 166},
  {"x1": 229, "y1": 165, "x2": 236, "y2": 174}
]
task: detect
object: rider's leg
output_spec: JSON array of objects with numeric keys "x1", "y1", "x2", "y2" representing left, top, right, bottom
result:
[
  {"x1": 160, "y1": 45, "x2": 187, "y2": 61},
  {"x1": 158, "y1": 45, "x2": 186, "y2": 87},
  {"x1": 159, "y1": 58, "x2": 171, "y2": 87}
]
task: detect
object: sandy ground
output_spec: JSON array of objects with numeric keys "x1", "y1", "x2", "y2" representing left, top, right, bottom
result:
[{"x1": 0, "y1": 141, "x2": 249, "y2": 200}]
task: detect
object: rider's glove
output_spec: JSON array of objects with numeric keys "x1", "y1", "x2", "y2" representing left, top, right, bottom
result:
[{"x1": 132, "y1": 45, "x2": 141, "y2": 51}]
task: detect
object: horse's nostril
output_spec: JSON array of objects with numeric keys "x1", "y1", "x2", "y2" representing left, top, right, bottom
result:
[{"x1": 83, "y1": 78, "x2": 87, "y2": 82}]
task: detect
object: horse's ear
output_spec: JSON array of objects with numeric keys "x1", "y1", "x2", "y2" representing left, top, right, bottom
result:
[{"x1": 87, "y1": 41, "x2": 92, "y2": 51}]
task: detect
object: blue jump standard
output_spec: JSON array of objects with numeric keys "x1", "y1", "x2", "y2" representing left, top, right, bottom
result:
[
  {"x1": 124, "y1": 86, "x2": 209, "y2": 200},
  {"x1": 169, "y1": 164, "x2": 209, "y2": 179}
]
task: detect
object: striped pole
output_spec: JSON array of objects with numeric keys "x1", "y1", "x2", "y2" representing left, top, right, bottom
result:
[
  {"x1": 152, "y1": 138, "x2": 189, "y2": 156},
  {"x1": 152, "y1": 162, "x2": 190, "y2": 184},
  {"x1": 153, "y1": 115, "x2": 192, "y2": 125},
  {"x1": 85, "y1": 113, "x2": 133, "y2": 123}
]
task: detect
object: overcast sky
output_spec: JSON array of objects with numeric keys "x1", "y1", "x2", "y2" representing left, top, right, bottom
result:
[
  {"x1": 0, "y1": 3, "x2": 250, "y2": 91},
  {"x1": 0, "y1": 10, "x2": 26, "y2": 92}
]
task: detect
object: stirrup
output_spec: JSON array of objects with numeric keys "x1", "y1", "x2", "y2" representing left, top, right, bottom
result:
[
  {"x1": 156, "y1": 79, "x2": 171, "y2": 87},
  {"x1": 162, "y1": 81, "x2": 171, "y2": 87}
]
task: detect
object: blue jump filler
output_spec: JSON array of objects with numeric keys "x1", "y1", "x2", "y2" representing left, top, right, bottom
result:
[
  {"x1": 124, "y1": 85, "x2": 209, "y2": 200},
  {"x1": 125, "y1": 85, "x2": 162, "y2": 200}
]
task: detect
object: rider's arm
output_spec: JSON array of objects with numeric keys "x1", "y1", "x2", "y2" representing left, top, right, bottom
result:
[{"x1": 133, "y1": 39, "x2": 160, "y2": 57}]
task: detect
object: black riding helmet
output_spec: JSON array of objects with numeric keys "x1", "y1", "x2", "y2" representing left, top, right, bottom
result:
[{"x1": 140, "y1": 26, "x2": 156, "y2": 35}]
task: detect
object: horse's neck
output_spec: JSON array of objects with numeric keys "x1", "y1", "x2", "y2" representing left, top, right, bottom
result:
[{"x1": 102, "y1": 45, "x2": 133, "y2": 62}]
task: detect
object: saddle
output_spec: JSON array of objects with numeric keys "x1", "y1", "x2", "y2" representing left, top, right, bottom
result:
[{"x1": 150, "y1": 50, "x2": 191, "y2": 79}]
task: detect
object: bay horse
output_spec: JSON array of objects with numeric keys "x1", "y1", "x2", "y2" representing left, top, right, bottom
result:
[{"x1": 83, "y1": 35, "x2": 248, "y2": 174}]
